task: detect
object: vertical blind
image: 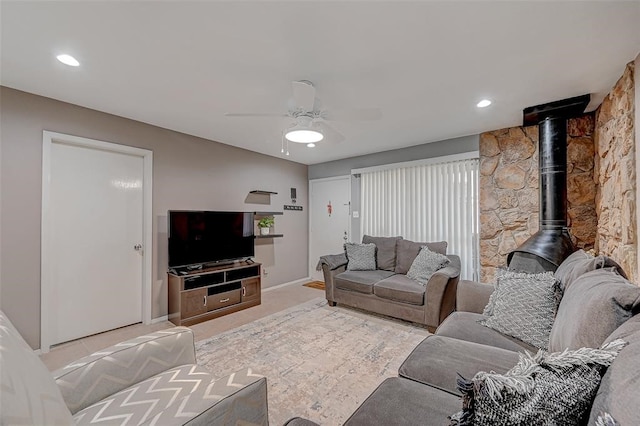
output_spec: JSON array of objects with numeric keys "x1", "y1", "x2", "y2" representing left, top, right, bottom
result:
[{"x1": 360, "y1": 157, "x2": 479, "y2": 280}]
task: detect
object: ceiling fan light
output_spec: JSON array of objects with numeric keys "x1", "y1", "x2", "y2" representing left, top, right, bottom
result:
[{"x1": 285, "y1": 128, "x2": 323, "y2": 143}]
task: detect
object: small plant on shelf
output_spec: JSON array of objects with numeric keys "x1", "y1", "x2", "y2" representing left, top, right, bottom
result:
[{"x1": 257, "y1": 216, "x2": 275, "y2": 235}]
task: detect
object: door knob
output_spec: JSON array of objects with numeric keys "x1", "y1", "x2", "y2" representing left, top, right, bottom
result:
[{"x1": 134, "y1": 244, "x2": 143, "y2": 251}]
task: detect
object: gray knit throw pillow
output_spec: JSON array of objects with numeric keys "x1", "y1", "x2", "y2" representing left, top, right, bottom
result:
[
  {"x1": 344, "y1": 242, "x2": 376, "y2": 271},
  {"x1": 449, "y1": 340, "x2": 626, "y2": 426},
  {"x1": 480, "y1": 271, "x2": 558, "y2": 349},
  {"x1": 482, "y1": 268, "x2": 511, "y2": 316},
  {"x1": 406, "y1": 246, "x2": 450, "y2": 285}
]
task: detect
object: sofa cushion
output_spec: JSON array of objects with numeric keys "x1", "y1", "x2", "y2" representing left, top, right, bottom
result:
[
  {"x1": 374, "y1": 274, "x2": 425, "y2": 305},
  {"x1": 399, "y1": 335, "x2": 519, "y2": 395},
  {"x1": 362, "y1": 235, "x2": 402, "y2": 271},
  {"x1": 589, "y1": 314, "x2": 640, "y2": 426},
  {"x1": 395, "y1": 239, "x2": 447, "y2": 274},
  {"x1": 453, "y1": 340, "x2": 625, "y2": 426},
  {"x1": 406, "y1": 246, "x2": 450, "y2": 285},
  {"x1": 335, "y1": 270, "x2": 395, "y2": 294},
  {"x1": 554, "y1": 249, "x2": 628, "y2": 292},
  {"x1": 435, "y1": 312, "x2": 536, "y2": 353},
  {"x1": 345, "y1": 242, "x2": 377, "y2": 271},
  {"x1": 343, "y1": 377, "x2": 461, "y2": 426},
  {"x1": 0, "y1": 310, "x2": 74, "y2": 426},
  {"x1": 549, "y1": 268, "x2": 640, "y2": 352},
  {"x1": 480, "y1": 271, "x2": 558, "y2": 349}
]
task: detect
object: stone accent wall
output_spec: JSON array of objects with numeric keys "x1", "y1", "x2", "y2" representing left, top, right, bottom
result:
[
  {"x1": 595, "y1": 61, "x2": 637, "y2": 283},
  {"x1": 479, "y1": 115, "x2": 597, "y2": 283}
]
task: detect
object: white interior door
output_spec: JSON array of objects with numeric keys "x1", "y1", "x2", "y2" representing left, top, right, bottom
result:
[
  {"x1": 43, "y1": 137, "x2": 146, "y2": 347},
  {"x1": 309, "y1": 176, "x2": 351, "y2": 281}
]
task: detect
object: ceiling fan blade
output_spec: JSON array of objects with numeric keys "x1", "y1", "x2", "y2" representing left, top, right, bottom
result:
[
  {"x1": 225, "y1": 112, "x2": 288, "y2": 117},
  {"x1": 323, "y1": 108, "x2": 382, "y2": 121},
  {"x1": 291, "y1": 80, "x2": 316, "y2": 112},
  {"x1": 315, "y1": 121, "x2": 345, "y2": 144}
]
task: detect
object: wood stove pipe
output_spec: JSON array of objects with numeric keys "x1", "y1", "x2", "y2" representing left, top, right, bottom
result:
[{"x1": 506, "y1": 94, "x2": 590, "y2": 270}]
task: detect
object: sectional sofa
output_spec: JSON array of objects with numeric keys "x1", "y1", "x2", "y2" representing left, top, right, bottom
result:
[
  {"x1": 320, "y1": 235, "x2": 461, "y2": 332},
  {"x1": 299, "y1": 250, "x2": 640, "y2": 425}
]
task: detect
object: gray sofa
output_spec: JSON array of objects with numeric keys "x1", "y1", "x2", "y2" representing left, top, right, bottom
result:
[
  {"x1": 320, "y1": 236, "x2": 461, "y2": 332},
  {"x1": 0, "y1": 311, "x2": 269, "y2": 425},
  {"x1": 305, "y1": 251, "x2": 640, "y2": 425}
]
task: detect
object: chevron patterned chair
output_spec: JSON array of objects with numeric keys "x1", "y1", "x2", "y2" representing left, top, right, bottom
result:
[{"x1": 0, "y1": 310, "x2": 269, "y2": 425}]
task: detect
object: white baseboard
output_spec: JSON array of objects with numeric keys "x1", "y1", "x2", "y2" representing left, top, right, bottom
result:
[
  {"x1": 262, "y1": 277, "x2": 312, "y2": 292},
  {"x1": 151, "y1": 315, "x2": 169, "y2": 324},
  {"x1": 33, "y1": 348, "x2": 42, "y2": 355}
]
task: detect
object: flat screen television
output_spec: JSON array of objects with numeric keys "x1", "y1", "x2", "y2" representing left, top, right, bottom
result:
[{"x1": 168, "y1": 210, "x2": 255, "y2": 268}]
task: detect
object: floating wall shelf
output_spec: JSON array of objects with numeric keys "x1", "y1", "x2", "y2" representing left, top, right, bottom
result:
[
  {"x1": 255, "y1": 234, "x2": 284, "y2": 239},
  {"x1": 249, "y1": 190, "x2": 278, "y2": 195},
  {"x1": 254, "y1": 211, "x2": 283, "y2": 217}
]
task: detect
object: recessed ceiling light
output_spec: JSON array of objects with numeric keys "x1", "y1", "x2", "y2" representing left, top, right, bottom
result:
[
  {"x1": 477, "y1": 99, "x2": 492, "y2": 108},
  {"x1": 307, "y1": 143, "x2": 316, "y2": 148},
  {"x1": 56, "y1": 54, "x2": 80, "y2": 67}
]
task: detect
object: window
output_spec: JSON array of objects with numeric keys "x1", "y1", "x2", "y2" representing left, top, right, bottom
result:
[{"x1": 358, "y1": 154, "x2": 479, "y2": 280}]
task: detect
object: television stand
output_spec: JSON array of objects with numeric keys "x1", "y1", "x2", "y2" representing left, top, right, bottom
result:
[{"x1": 168, "y1": 260, "x2": 261, "y2": 326}]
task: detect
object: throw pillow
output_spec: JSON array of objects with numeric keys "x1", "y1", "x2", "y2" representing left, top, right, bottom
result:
[
  {"x1": 548, "y1": 268, "x2": 640, "y2": 352},
  {"x1": 395, "y1": 239, "x2": 447, "y2": 274},
  {"x1": 406, "y1": 246, "x2": 450, "y2": 285},
  {"x1": 480, "y1": 271, "x2": 558, "y2": 349},
  {"x1": 449, "y1": 339, "x2": 626, "y2": 426},
  {"x1": 554, "y1": 249, "x2": 628, "y2": 293},
  {"x1": 344, "y1": 242, "x2": 376, "y2": 271},
  {"x1": 482, "y1": 268, "x2": 511, "y2": 316},
  {"x1": 362, "y1": 235, "x2": 402, "y2": 271}
]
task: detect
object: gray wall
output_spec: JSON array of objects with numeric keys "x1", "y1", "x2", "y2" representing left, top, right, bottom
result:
[
  {"x1": 0, "y1": 87, "x2": 309, "y2": 349},
  {"x1": 308, "y1": 134, "x2": 478, "y2": 179},
  {"x1": 309, "y1": 134, "x2": 479, "y2": 241}
]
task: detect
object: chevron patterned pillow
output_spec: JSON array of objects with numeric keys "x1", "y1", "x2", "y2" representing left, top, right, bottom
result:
[
  {"x1": 345, "y1": 242, "x2": 376, "y2": 271},
  {"x1": 480, "y1": 271, "x2": 559, "y2": 349}
]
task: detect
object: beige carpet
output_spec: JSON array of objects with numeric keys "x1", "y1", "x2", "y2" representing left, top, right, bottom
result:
[{"x1": 195, "y1": 297, "x2": 430, "y2": 425}]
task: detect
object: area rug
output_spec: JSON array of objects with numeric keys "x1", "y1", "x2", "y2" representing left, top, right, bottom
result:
[
  {"x1": 302, "y1": 280, "x2": 325, "y2": 290},
  {"x1": 195, "y1": 297, "x2": 430, "y2": 425}
]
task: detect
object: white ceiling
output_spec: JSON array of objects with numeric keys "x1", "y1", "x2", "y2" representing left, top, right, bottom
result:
[{"x1": 2, "y1": 1, "x2": 639, "y2": 165}]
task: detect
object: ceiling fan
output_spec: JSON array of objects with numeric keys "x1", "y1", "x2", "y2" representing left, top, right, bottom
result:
[{"x1": 225, "y1": 80, "x2": 381, "y2": 153}]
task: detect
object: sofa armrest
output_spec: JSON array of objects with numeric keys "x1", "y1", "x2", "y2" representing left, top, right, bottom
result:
[
  {"x1": 144, "y1": 368, "x2": 268, "y2": 425},
  {"x1": 424, "y1": 264, "x2": 461, "y2": 331},
  {"x1": 322, "y1": 262, "x2": 347, "y2": 304},
  {"x1": 317, "y1": 252, "x2": 348, "y2": 271},
  {"x1": 456, "y1": 280, "x2": 494, "y2": 314},
  {"x1": 54, "y1": 327, "x2": 196, "y2": 414}
]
